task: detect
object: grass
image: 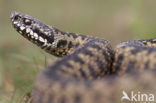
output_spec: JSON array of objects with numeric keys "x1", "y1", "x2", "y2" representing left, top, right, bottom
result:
[
  {"x1": 0, "y1": 28, "x2": 56, "y2": 102},
  {"x1": 16, "y1": 85, "x2": 32, "y2": 103},
  {"x1": 0, "y1": 48, "x2": 56, "y2": 102}
]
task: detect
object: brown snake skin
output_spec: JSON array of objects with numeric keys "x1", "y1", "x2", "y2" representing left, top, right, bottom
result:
[{"x1": 10, "y1": 11, "x2": 156, "y2": 103}]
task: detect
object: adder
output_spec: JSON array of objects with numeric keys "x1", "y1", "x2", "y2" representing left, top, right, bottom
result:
[{"x1": 10, "y1": 11, "x2": 156, "y2": 103}]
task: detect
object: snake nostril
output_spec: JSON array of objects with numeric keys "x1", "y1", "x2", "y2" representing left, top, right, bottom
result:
[{"x1": 14, "y1": 15, "x2": 21, "y2": 21}]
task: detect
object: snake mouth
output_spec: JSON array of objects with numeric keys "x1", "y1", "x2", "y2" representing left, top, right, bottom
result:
[{"x1": 10, "y1": 11, "x2": 55, "y2": 47}]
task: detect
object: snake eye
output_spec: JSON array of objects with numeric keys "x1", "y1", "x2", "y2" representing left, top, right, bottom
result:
[{"x1": 23, "y1": 18, "x2": 32, "y2": 25}]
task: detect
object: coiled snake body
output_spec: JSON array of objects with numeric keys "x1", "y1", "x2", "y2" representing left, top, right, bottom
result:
[{"x1": 10, "y1": 11, "x2": 156, "y2": 103}]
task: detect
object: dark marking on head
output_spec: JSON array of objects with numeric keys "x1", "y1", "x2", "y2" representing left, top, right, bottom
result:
[
  {"x1": 57, "y1": 40, "x2": 67, "y2": 48},
  {"x1": 33, "y1": 28, "x2": 54, "y2": 44},
  {"x1": 68, "y1": 41, "x2": 73, "y2": 49},
  {"x1": 47, "y1": 34, "x2": 54, "y2": 44}
]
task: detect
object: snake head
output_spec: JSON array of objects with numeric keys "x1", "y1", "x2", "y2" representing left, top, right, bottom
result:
[
  {"x1": 10, "y1": 11, "x2": 55, "y2": 47},
  {"x1": 10, "y1": 11, "x2": 76, "y2": 56}
]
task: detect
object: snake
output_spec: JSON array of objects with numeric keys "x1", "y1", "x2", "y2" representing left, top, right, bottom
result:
[{"x1": 10, "y1": 11, "x2": 156, "y2": 103}]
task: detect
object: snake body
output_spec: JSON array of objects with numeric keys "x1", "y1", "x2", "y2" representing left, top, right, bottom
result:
[{"x1": 10, "y1": 11, "x2": 156, "y2": 103}]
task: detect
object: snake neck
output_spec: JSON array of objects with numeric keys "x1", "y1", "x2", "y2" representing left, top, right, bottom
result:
[{"x1": 38, "y1": 27, "x2": 90, "y2": 57}]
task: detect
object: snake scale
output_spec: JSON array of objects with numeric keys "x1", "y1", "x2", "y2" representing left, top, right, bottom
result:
[{"x1": 10, "y1": 11, "x2": 156, "y2": 103}]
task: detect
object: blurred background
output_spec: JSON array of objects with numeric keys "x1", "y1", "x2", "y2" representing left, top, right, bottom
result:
[{"x1": 0, "y1": 0, "x2": 156, "y2": 102}]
